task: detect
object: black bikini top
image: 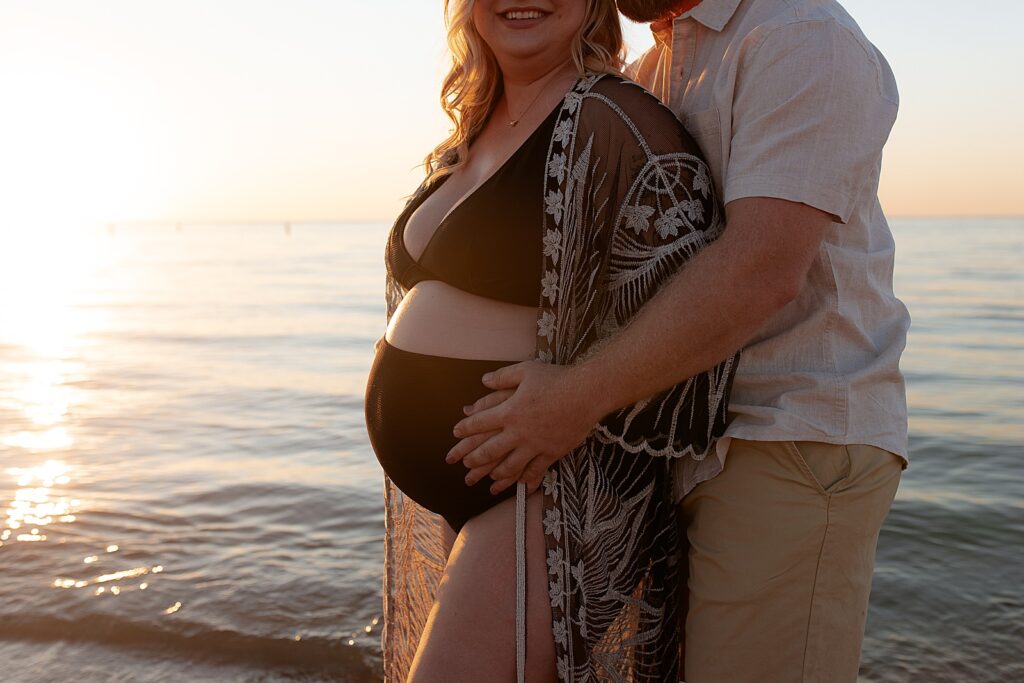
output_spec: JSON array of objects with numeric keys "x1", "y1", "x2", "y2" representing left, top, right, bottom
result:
[{"x1": 385, "y1": 103, "x2": 560, "y2": 307}]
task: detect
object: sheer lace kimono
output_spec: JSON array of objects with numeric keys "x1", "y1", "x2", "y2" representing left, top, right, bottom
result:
[{"x1": 380, "y1": 73, "x2": 738, "y2": 682}]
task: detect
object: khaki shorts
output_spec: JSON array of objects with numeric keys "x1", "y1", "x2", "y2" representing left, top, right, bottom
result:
[{"x1": 679, "y1": 439, "x2": 903, "y2": 683}]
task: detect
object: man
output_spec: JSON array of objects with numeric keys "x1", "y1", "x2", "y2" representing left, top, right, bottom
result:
[{"x1": 447, "y1": 0, "x2": 910, "y2": 680}]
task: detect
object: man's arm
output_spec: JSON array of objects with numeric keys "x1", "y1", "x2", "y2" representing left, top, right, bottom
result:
[
  {"x1": 576, "y1": 196, "x2": 831, "y2": 420},
  {"x1": 449, "y1": 196, "x2": 832, "y2": 493}
]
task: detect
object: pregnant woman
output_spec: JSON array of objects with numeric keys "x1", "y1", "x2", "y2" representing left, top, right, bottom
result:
[{"x1": 364, "y1": 1, "x2": 738, "y2": 681}]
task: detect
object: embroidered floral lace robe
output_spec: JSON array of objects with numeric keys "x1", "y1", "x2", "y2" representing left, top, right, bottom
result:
[{"x1": 380, "y1": 73, "x2": 738, "y2": 682}]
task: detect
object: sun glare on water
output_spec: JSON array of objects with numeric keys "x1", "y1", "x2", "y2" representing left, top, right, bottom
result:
[{"x1": 2, "y1": 459, "x2": 78, "y2": 545}]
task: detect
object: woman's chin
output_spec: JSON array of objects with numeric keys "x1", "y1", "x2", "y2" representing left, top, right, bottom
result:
[{"x1": 493, "y1": 42, "x2": 570, "y2": 71}]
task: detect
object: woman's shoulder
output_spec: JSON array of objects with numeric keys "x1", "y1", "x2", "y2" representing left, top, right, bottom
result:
[
  {"x1": 573, "y1": 72, "x2": 698, "y2": 155},
  {"x1": 583, "y1": 72, "x2": 667, "y2": 112}
]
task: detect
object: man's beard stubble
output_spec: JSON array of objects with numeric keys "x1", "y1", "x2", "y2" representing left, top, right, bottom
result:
[{"x1": 616, "y1": 0, "x2": 690, "y2": 23}]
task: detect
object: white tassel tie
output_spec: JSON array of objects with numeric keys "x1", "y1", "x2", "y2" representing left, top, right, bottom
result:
[{"x1": 515, "y1": 480, "x2": 527, "y2": 683}]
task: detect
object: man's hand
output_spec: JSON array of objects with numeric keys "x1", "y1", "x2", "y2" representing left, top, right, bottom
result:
[{"x1": 445, "y1": 360, "x2": 606, "y2": 495}]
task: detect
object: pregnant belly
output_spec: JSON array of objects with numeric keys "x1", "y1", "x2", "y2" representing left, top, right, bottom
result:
[
  {"x1": 384, "y1": 280, "x2": 538, "y2": 361},
  {"x1": 363, "y1": 338, "x2": 518, "y2": 531}
]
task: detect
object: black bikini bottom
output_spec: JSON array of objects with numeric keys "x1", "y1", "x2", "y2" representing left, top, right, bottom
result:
[{"x1": 364, "y1": 337, "x2": 519, "y2": 533}]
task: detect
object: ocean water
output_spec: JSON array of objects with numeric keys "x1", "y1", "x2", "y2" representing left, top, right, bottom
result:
[{"x1": 0, "y1": 217, "x2": 1020, "y2": 682}]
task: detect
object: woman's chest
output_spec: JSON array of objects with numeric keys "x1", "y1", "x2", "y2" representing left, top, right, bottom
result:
[{"x1": 404, "y1": 141, "x2": 528, "y2": 260}]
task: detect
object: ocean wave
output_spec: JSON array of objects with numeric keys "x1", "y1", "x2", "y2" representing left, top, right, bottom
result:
[{"x1": 0, "y1": 614, "x2": 380, "y2": 678}]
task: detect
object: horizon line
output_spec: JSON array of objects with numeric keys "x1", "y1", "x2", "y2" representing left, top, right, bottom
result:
[{"x1": 93, "y1": 213, "x2": 1024, "y2": 226}]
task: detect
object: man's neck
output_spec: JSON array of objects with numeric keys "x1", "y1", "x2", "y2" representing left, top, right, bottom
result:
[{"x1": 665, "y1": 0, "x2": 703, "y2": 20}]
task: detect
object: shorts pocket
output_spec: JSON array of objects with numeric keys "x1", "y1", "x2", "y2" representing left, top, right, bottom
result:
[{"x1": 784, "y1": 440, "x2": 852, "y2": 496}]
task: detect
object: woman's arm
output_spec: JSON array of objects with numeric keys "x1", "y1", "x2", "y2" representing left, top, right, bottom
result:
[
  {"x1": 577, "y1": 195, "x2": 831, "y2": 418},
  {"x1": 449, "y1": 195, "x2": 831, "y2": 493}
]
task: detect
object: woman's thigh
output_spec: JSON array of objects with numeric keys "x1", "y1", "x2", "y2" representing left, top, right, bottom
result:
[{"x1": 407, "y1": 488, "x2": 557, "y2": 683}]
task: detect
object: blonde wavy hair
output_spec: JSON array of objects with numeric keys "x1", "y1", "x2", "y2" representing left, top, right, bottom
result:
[{"x1": 424, "y1": 0, "x2": 625, "y2": 180}]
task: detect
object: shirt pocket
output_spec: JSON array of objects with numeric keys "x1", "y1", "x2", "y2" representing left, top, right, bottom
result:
[{"x1": 681, "y1": 106, "x2": 725, "y2": 198}]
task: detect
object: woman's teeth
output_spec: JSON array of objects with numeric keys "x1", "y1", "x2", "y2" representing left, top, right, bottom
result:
[{"x1": 504, "y1": 10, "x2": 545, "y2": 20}]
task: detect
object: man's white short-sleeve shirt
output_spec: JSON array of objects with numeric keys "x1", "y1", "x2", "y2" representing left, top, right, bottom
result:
[{"x1": 627, "y1": 0, "x2": 911, "y2": 501}]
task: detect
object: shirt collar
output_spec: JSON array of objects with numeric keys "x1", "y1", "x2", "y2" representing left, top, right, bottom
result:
[{"x1": 651, "y1": 0, "x2": 742, "y2": 44}]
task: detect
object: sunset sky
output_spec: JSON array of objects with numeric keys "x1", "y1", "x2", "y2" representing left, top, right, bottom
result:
[{"x1": 0, "y1": 0, "x2": 1020, "y2": 228}]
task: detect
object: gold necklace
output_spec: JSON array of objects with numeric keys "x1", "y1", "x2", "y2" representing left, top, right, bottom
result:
[{"x1": 505, "y1": 83, "x2": 548, "y2": 127}]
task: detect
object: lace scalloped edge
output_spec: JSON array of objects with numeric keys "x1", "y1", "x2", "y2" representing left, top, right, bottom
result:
[{"x1": 589, "y1": 423, "x2": 717, "y2": 460}]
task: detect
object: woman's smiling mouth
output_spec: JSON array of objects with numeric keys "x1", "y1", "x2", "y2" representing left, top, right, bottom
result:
[{"x1": 499, "y1": 8, "x2": 551, "y2": 25}]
